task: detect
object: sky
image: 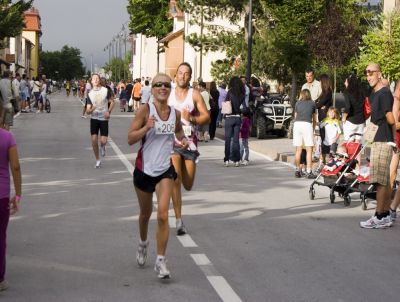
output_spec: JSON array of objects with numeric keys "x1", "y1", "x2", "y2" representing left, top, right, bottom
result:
[{"x1": 32, "y1": 0, "x2": 130, "y2": 71}]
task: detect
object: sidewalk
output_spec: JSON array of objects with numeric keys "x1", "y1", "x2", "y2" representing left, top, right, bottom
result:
[{"x1": 215, "y1": 127, "x2": 295, "y2": 165}]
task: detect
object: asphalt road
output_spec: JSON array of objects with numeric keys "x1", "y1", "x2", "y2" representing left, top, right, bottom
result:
[{"x1": 2, "y1": 91, "x2": 400, "y2": 302}]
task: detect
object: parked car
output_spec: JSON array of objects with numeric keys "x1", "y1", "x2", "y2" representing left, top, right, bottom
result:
[{"x1": 249, "y1": 92, "x2": 293, "y2": 139}]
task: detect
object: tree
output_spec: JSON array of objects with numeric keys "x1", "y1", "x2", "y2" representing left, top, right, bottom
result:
[
  {"x1": 357, "y1": 11, "x2": 400, "y2": 81},
  {"x1": 306, "y1": 2, "x2": 362, "y2": 104},
  {"x1": 0, "y1": 0, "x2": 32, "y2": 44},
  {"x1": 127, "y1": 0, "x2": 172, "y2": 39},
  {"x1": 104, "y1": 51, "x2": 132, "y2": 82},
  {"x1": 40, "y1": 45, "x2": 85, "y2": 80}
]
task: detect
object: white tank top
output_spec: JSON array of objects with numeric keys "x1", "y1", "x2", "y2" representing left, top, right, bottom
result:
[
  {"x1": 168, "y1": 88, "x2": 198, "y2": 146},
  {"x1": 135, "y1": 103, "x2": 176, "y2": 177}
]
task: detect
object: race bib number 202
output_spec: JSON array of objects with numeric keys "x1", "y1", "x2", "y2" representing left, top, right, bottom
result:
[{"x1": 155, "y1": 120, "x2": 175, "y2": 135}]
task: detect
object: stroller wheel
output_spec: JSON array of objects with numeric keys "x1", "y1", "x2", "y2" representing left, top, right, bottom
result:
[
  {"x1": 361, "y1": 196, "x2": 368, "y2": 210},
  {"x1": 344, "y1": 195, "x2": 351, "y2": 207},
  {"x1": 330, "y1": 192, "x2": 335, "y2": 203},
  {"x1": 309, "y1": 188, "x2": 315, "y2": 200}
]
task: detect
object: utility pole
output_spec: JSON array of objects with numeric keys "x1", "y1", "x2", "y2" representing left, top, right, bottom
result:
[{"x1": 246, "y1": 0, "x2": 253, "y2": 83}]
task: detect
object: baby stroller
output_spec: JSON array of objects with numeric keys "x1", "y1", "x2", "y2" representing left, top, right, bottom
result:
[
  {"x1": 309, "y1": 133, "x2": 364, "y2": 204},
  {"x1": 342, "y1": 164, "x2": 376, "y2": 210}
]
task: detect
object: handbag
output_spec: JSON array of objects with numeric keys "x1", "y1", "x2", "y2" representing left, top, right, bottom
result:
[
  {"x1": 221, "y1": 101, "x2": 232, "y2": 114},
  {"x1": 128, "y1": 97, "x2": 134, "y2": 107},
  {"x1": 364, "y1": 97, "x2": 371, "y2": 119},
  {"x1": 364, "y1": 122, "x2": 378, "y2": 143}
]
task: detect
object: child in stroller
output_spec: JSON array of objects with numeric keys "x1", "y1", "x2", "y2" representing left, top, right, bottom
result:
[{"x1": 309, "y1": 138, "x2": 363, "y2": 203}]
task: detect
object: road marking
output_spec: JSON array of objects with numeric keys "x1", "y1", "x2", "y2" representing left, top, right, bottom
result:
[
  {"x1": 207, "y1": 276, "x2": 243, "y2": 302},
  {"x1": 41, "y1": 213, "x2": 65, "y2": 218},
  {"x1": 176, "y1": 234, "x2": 198, "y2": 247},
  {"x1": 191, "y1": 254, "x2": 211, "y2": 265},
  {"x1": 107, "y1": 137, "x2": 134, "y2": 175}
]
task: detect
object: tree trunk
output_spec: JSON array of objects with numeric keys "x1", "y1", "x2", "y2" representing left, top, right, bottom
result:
[{"x1": 290, "y1": 73, "x2": 298, "y2": 107}]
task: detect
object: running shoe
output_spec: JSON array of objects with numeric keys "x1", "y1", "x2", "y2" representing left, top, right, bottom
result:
[
  {"x1": 224, "y1": 161, "x2": 229, "y2": 167},
  {"x1": 382, "y1": 215, "x2": 393, "y2": 227},
  {"x1": 390, "y1": 208, "x2": 397, "y2": 221},
  {"x1": 154, "y1": 258, "x2": 170, "y2": 279},
  {"x1": 360, "y1": 216, "x2": 387, "y2": 229},
  {"x1": 176, "y1": 220, "x2": 187, "y2": 236},
  {"x1": 101, "y1": 145, "x2": 106, "y2": 157},
  {"x1": 0, "y1": 280, "x2": 8, "y2": 291},
  {"x1": 234, "y1": 161, "x2": 240, "y2": 167},
  {"x1": 95, "y1": 161, "x2": 102, "y2": 169},
  {"x1": 136, "y1": 240, "x2": 149, "y2": 267},
  {"x1": 295, "y1": 171, "x2": 301, "y2": 178},
  {"x1": 241, "y1": 160, "x2": 249, "y2": 166}
]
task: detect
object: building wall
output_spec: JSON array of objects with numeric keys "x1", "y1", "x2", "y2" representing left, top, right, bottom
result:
[
  {"x1": 164, "y1": 33, "x2": 184, "y2": 79},
  {"x1": 384, "y1": 0, "x2": 400, "y2": 13},
  {"x1": 131, "y1": 35, "x2": 165, "y2": 80}
]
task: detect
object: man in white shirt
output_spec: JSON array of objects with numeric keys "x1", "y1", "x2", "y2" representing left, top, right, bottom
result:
[
  {"x1": 140, "y1": 80, "x2": 151, "y2": 104},
  {"x1": 301, "y1": 68, "x2": 322, "y2": 102},
  {"x1": 12, "y1": 73, "x2": 21, "y2": 113}
]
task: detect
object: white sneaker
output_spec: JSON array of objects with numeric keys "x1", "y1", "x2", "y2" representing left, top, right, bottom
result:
[
  {"x1": 224, "y1": 161, "x2": 229, "y2": 167},
  {"x1": 136, "y1": 240, "x2": 149, "y2": 267},
  {"x1": 234, "y1": 161, "x2": 240, "y2": 167},
  {"x1": 382, "y1": 215, "x2": 393, "y2": 227},
  {"x1": 241, "y1": 160, "x2": 249, "y2": 166},
  {"x1": 154, "y1": 258, "x2": 170, "y2": 279},
  {"x1": 95, "y1": 161, "x2": 101, "y2": 168},
  {"x1": 360, "y1": 216, "x2": 387, "y2": 229},
  {"x1": 0, "y1": 280, "x2": 8, "y2": 291}
]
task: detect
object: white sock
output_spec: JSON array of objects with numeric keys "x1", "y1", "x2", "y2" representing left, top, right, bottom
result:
[
  {"x1": 96, "y1": 160, "x2": 101, "y2": 165},
  {"x1": 307, "y1": 169, "x2": 311, "y2": 173},
  {"x1": 176, "y1": 218, "x2": 182, "y2": 225},
  {"x1": 156, "y1": 255, "x2": 165, "y2": 262}
]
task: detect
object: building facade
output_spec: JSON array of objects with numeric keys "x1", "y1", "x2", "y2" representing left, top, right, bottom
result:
[{"x1": 23, "y1": 7, "x2": 42, "y2": 78}]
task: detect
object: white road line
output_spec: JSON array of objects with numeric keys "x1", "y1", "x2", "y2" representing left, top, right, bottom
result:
[
  {"x1": 41, "y1": 213, "x2": 65, "y2": 218},
  {"x1": 176, "y1": 234, "x2": 198, "y2": 247},
  {"x1": 207, "y1": 276, "x2": 243, "y2": 302},
  {"x1": 107, "y1": 137, "x2": 134, "y2": 175},
  {"x1": 190, "y1": 254, "x2": 211, "y2": 266}
]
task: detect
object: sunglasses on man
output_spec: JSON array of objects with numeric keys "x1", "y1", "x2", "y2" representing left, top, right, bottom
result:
[
  {"x1": 364, "y1": 69, "x2": 379, "y2": 76},
  {"x1": 152, "y1": 82, "x2": 171, "y2": 88}
]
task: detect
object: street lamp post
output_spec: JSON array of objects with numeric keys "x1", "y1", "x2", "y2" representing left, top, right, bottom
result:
[{"x1": 246, "y1": 0, "x2": 253, "y2": 83}]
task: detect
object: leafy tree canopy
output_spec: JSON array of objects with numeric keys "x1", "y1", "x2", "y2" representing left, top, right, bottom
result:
[
  {"x1": 357, "y1": 11, "x2": 400, "y2": 81},
  {"x1": 0, "y1": 0, "x2": 32, "y2": 43},
  {"x1": 40, "y1": 45, "x2": 85, "y2": 80},
  {"x1": 127, "y1": 0, "x2": 172, "y2": 39}
]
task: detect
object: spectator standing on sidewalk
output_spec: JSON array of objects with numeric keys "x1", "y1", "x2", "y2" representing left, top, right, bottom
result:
[
  {"x1": 224, "y1": 76, "x2": 247, "y2": 167},
  {"x1": 389, "y1": 80, "x2": 400, "y2": 219},
  {"x1": 0, "y1": 71, "x2": 14, "y2": 130},
  {"x1": 360, "y1": 63, "x2": 395, "y2": 229},
  {"x1": 316, "y1": 74, "x2": 333, "y2": 122},
  {"x1": 0, "y1": 102, "x2": 22, "y2": 291},
  {"x1": 217, "y1": 83, "x2": 227, "y2": 127},
  {"x1": 342, "y1": 74, "x2": 365, "y2": 142},
  {"x1": 128, "y1": 73, "x2": 188, "y2": 279},
  {"x1": 301, "y1": 68, "x2": 321, "y2": 102},
  {"x1": 11, "y1": 73, "x2": 21, "y2": 114},
  {"x1": 140, "y1": 80, "x2": 151, "y2": 105},
  {"x1": 198, "y1": 81, "x2": 211, "y2": 142},
  {"x1": 240, "y1": 109, "x2": 251, "y2": 165},
  {"x1": 209, "y1": 81, "x2": 219, "y2": 140},
  {"x1": 293, "y1": 89, "x2": 317, "y2": 179}
]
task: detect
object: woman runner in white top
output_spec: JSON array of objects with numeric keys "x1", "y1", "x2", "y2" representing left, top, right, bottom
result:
[{"x1": 128, "y1": 73, "x2": 188, "y2": 279}]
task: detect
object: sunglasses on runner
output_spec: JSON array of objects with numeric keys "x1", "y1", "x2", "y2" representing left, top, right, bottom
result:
[
  {"x1": 364, "y1": 70, "x2": 378, "y2": 76},
  {"x1": 152, "y1": 82, "x2": 171, "y2": 88}
]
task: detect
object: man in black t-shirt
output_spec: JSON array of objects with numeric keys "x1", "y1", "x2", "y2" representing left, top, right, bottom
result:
[{"x1": 360, "y1": 63, "x2": 396, "y2": 229}]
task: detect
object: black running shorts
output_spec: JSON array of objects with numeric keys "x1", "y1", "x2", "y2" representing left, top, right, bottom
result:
[
  {"x1": 90, "y1": 119, "x2": 109, "y2": 136},
  {"x1": 133, "y1": 165, "x2": 177, "y2": 193}
]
